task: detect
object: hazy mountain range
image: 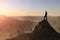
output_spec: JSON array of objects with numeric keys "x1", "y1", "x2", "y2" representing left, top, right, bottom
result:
[{"x1": 0, "y1": 16, "x2": 60, "y2": 40}]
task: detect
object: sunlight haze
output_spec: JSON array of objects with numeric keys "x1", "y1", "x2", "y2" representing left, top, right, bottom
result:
[{"x1": 0, "y1": 0, "x2": 60, "y2": 16}]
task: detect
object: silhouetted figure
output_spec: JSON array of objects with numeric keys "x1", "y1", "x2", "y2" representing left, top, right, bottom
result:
[{"x1": 44, "y1": 11, "x2": 48, "y2": 20}]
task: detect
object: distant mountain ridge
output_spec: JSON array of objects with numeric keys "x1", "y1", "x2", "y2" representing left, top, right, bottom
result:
[
  {"x1": 0, "y1": 15, "x2": 35, "y2": 39},
  {"x1": 0, "y1": 15, "x2": 60, "y2": 40}
]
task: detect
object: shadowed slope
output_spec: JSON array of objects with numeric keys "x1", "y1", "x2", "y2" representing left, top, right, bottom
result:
[{"x1": 32, "y1": 19, "x2": 60, "y2": 40}]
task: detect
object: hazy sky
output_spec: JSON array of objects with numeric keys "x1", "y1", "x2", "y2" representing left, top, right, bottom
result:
[{"x1": 0, "y1": 0, "x2": 60, "y2": 16}]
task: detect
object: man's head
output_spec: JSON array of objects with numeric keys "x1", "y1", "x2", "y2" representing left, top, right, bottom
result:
[{"x1": 45, "y1": 11, "x2": 47, "y2": 14}]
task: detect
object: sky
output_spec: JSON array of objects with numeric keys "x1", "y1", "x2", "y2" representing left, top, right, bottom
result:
[{"x1": 0, "y1": 0, "x2": 60, "y2": 16}]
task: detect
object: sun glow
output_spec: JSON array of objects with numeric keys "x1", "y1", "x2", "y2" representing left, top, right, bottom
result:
[
  {"x1": 0, "y1": 10, "x2": 9, "y2": 16},
  {"x1": 0, "y1": 1, "x2": 11, "y2": 16}
]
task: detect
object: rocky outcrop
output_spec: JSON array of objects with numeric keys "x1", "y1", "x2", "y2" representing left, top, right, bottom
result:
[{"x1": 32, "y1": 19, "x2": 60, "y2": 40}]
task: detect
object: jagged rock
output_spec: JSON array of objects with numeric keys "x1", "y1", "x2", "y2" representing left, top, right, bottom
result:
[{"x1": 32, "y1": 19, "x2": 60, "y2": 40}]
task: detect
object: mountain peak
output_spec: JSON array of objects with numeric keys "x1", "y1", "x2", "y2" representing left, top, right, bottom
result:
[{"x1": 32, "y1": 18, "x2": 60, "y2": 40}]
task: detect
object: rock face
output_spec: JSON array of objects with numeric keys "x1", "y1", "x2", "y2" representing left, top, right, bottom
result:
[
  {"x1": 32, "y1": 19, "x2": 60, "y2": 40},
  {"x1": 6, "y1": 17, "x2": 60, "y2": 40}
]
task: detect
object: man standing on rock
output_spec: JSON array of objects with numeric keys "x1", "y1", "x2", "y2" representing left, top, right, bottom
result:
[{"x1": 44, "y1": 11, "x2": 48, "y2": 20}]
